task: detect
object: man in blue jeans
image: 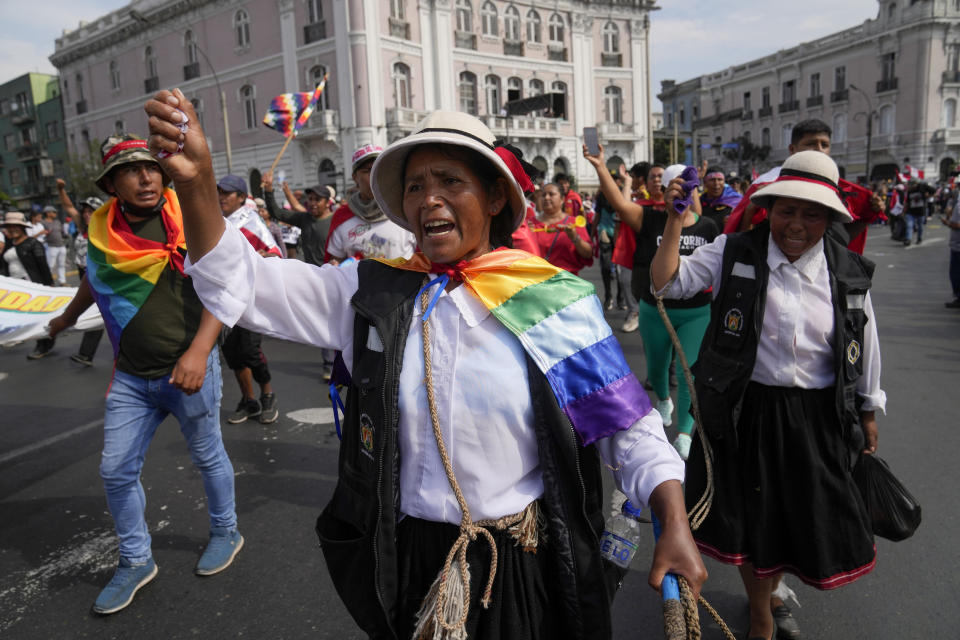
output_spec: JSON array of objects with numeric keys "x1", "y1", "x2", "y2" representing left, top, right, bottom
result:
[{"x1": 49, "y1": 134, "x2": 242, "y2": 615}]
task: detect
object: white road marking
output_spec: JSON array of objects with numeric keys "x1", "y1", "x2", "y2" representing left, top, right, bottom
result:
[
  {"x1": 0, "y1": 418, "x2": 104, "y2": 465},
  {"x1": 285, "y1": 407, "x2": 335, "y2": 425},
  {"x1": 0, "y1": 372, "x2": 8, "y2": 382},
  {"x1": 905, "y1": 237, "x2": 943, "y2": 250}
]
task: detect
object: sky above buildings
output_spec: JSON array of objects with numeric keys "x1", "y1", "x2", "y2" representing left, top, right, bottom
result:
[{"x1": 1, "y1": 0, "x2": 881, "y2": 111}]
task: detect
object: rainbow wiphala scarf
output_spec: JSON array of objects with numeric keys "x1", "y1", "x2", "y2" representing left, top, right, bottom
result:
[
  {"x1": 380, "y1": 249, "x2": 652, "y2": 445},
  {"x1": 86, "y1": 189, "x2": 187, "y2": 356}
]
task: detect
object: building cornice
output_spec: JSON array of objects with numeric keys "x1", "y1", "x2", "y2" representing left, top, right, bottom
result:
[{"x1": 49, "y1": 0, "x2": 221, "y2": 68}]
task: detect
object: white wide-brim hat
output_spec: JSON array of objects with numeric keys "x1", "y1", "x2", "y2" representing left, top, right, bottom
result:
[
  {"x1": 750, "y1": 150, "x2": 852, "y2": 223},
  {"x1": 370, "y1": 110, "x2": 527, "y2": 232}
]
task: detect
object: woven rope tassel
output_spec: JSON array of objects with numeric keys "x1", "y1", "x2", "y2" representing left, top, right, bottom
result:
[{"x1": 411, "y1": 288, "x2": 539, "y2": 639}]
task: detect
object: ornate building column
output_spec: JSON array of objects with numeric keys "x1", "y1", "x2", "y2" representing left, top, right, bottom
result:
[
  {"x1": 571, "y1": 14, "x2": 595, "y2": 132},
  {"x1": 630, "y1": 15, "x2": 651, "y2": 162}
]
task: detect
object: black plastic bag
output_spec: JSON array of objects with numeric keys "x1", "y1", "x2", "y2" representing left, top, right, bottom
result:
[{"x1": 852, "y1": 454, "x2": 921, "y2": 542}]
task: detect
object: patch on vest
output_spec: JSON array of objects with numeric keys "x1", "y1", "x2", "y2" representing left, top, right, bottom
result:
[
  {"x1": 723, "y1": 308, "x2": 744, "y2": 336},
  {"x1": 847, "y1": 339, "x2": 861, "y2": 365},
  {"x1": 359, "y1": 413, "x2": 375, "y2": 459}
]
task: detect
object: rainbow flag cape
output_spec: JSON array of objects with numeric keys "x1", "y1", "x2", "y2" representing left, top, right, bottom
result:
[
  {"x1": 86, "y1": 189, "x2": 187, "y2": 356},
  {"x1": 379, "y1": 249, "x2": 652, "y2": 445},
  {"x1": 262, "y1": 75, "x2": 328, "y2": 137}
]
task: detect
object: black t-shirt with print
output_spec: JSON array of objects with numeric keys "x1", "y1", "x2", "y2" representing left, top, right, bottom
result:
[{"x1": 633, "y1": 208, "x2": 719, "y2": 308}]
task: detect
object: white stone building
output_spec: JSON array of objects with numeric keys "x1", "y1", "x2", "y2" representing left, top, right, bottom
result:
[
  {"x1": 49, "y1": 0, "x2": 658, "y2": 196},
  {"x1": 663, "y1": 0, "x2": 960, "y2": 183}
]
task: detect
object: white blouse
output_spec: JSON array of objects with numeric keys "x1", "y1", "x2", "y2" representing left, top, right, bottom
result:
[
  {"x1": 186, "y1": 224, "x2": 684, "y2": 524},
  {"x1": 657, "y1": 234, "x2": 886, "y2": 413}
]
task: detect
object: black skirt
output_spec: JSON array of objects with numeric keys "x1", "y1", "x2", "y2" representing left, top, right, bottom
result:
[
  {"x1": 395, "y1": 516, "x2": 558, "y2": 640},
  {"x1": 685, "y1": 382, "x2": 876, "y2": 590}
]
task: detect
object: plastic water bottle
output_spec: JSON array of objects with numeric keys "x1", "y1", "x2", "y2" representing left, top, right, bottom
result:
[{"x1": 599, "y1": 499, "x2": 644, "y2": 569}]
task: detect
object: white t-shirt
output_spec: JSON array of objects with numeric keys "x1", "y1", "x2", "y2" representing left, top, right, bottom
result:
[
  {"x1": 326, "y1": 216, "x2": 416, "y2": 261},
  {"x1": 4, "y1": 245, "x2": 28, "y2": 280}
]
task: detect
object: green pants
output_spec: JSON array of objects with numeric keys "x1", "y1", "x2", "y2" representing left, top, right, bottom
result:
[{"x1": 637, "y1": 301, "x2": 711, "y2": 436}]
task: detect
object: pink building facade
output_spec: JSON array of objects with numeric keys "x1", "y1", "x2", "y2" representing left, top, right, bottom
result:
[{"x1": 50, "y1": 0, "x2": 656, "y2": 195}]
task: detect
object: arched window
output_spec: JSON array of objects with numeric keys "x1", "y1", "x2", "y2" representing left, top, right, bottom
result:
[
  {"x1": 879, "y1": 104, "x2": 895, "y2": 134},
  {"x1": 507, "y1": 76, "x2": 523, "y2": 102},
  {"x1": 548, "y1": 13, "x2": 564, "y2": 43},
  {"x1": 309, "y1": 65, "x2": 330, "y2": 110},
  {"x1": 602, "y1": 21, "x2": 619, "y2": 53},
  {"x1": 145, "y1": 46, "x2": 157, "y2": 78},
  {"x1": 456, "y1": 0, "x2": 472, "y2": 32},
  {"x1": 484, "y1": 74, "x2": 501, "y2": 115},
  {"x1": 481, "y1": 2, "x2": 498, "y2": 37},
  {"x1": 75, "y1": 73, "x2": 85, "y2": 101},
  {"x1": 833, "y1": 113, "x2": 847, "y2": 142},
  {"x1": 392, "y1": 63, "x2": 412, "y2": 109},
  {"x1": 888, "y1": 2, "x2": 896, "y2": 18},
  {"x1": 529, "y1": 78, "x2": 544, "y2": 96},
  {"x1": 504, "y1": 5, "x2": 521, "y2": 41},
  {"x1": 551, "y1": 80, "x2": 567, "y2": 119},
  {"x1": 553, "y1": 157, "x2": 568, "y2": 177},
  {"x1": 109, "y1": 61, "x2": 120, "y2": 90},
  {"x1": 459, "y1": 71, "x2": 478, "y2": 115},
  {"x1": 185, "y1": 30, "x2": 198, "y2": 64},
  {"x1": 604, "y1": 85, "x2": 622, "y2": 124},
  {"x1": 307, "y1": 0, "x2": 323, "y2": 24},
  {"x1": 114, "y1": 120, "x2": 124, "y2": 135},
  {"x1": 241, "y1": 84, "x2": 257, "y2": 129},
  {"x1": 235, "y1": 9, "x2": 251, "y2": 48},
  {"x1": 526, "y1": 9, "x2": 541, "y2": 43},
  {"x1": 761, "y1": 127, "x2": 771, "y2": 147},
  {"x1": 945, "y1": 98, "x2": 957, "y2": 128}
]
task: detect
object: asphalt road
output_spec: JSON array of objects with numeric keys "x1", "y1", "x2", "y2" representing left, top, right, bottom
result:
[{"x1": 1, "y1": 222, "x2": 957, "y2": 639}]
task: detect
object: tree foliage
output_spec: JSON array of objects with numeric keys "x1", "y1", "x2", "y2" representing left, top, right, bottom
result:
[{"x1": 722, "y1": 135, "x2": 771, "y2": 175}]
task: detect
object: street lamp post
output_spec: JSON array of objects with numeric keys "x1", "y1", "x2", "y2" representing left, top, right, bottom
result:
[
  {"x1": 849, "y1": 83, "x2": 875, "y2": 183},
  {"x1": 131, "y1": 10, "x2": 233, "y2": 173},
  {"x1": 193, "y1": 45, "x2": 233, "y2": 174}
]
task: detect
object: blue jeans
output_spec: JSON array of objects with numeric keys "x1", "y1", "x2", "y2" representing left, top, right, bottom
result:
[
  {"x1": 905, "y1": 212, "x2": 925, "y2": 242},
  {"x1": 102, "y1": 348, "x2": 236, "y2": 563}
]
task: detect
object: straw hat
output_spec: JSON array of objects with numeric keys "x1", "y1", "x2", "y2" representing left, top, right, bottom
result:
[
  {"x1": 750, "y1": 151, "x2": 852, "y2": 222},
  {"x1": 370, "y1": 110, "x2": 527, "y2": 232},
  {"x1": 95, "y1": 134, "x2": 170, "y2": 193}
]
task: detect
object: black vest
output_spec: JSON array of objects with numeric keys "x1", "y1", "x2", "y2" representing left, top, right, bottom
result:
[
  {"x1": 315, "y1": 260, "x2": 619, "y2": 639},
  {"x1": 692, "y1": 222, "x2": 875, "y2": 454}
]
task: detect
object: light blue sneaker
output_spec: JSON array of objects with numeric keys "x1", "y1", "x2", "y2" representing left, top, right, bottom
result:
[
  {"x1": 195, "y1": 527, "x2": 244, "y2": 576},
  {"x1": 92, "y1": 557, "x2": 158, "y2": 615}
]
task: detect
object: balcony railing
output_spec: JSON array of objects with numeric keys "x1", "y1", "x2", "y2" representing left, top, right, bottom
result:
[
  {"x1": 943, "y1": 70, "x2": 960, "y2": 84},
  {"x1": 740, "y1": 109, "x2": 753, "y2": 120},
  {"x1": 601, "y1": 52, "x2": 622, "y2": 67},
  {"x1": 11, "y1": 108, "x2": 35, "y2": 125},
  {"x1": 17, "y1": 144, "x2": 43, "y2": 161},
  {"x1": 455, "y1": 30, "x2": 476, "y2": 50},
  {"x1": 778, "y1": 100, "x2": 799, "y2": 113},
  {"x1": 830, "y1": 88, "x2": 849, "y2": 102},
  {"x1": 503, "y1": 39, "x2": 524, "y2": 56},
  {"x1": 296, "y1": 109, "x2": 339, "y2": 140},
  {"x1": 304, "y1": 21, "x2": 326, "y2": 44},
  {"x1": 877, "y1": 77, "x2": 898, "y2": 93},
  {"x1": 547, "y1": 43, "x2": 568, "y2": 62},
  {"x1": 389, "y1": 17, "x2": 410, "y2": 39},
  {"x1": 386, "y1": 107, "x2": 426, "y2": 129},
  {"x1": 599, "y1": 122, "x2": 634, "y2": 138},
  {"x1": 183, "y1": 61, "x2": 200, "y2": 81},
  {"x1": 806, "y1": 95, "x2": 823, "y2": 108},
  {"x1": 144, "y1": 77, "x2": 159, "y2": 94},
  {"x1": 758, "y1": 105, "x2": 773, "y2": 117}
]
